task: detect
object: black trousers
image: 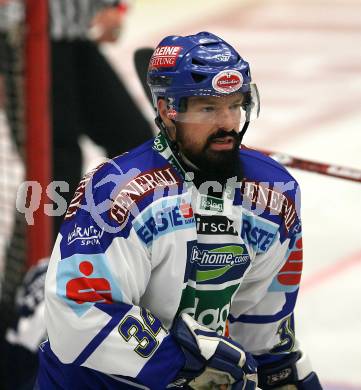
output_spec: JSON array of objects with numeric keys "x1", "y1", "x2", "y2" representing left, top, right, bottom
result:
[{"x1": 51, "y1": 40, "x2": 153, "y2": 237}]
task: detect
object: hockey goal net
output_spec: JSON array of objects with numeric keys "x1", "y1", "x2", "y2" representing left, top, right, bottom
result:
[{"x1": 0, "y1": 0, "x2": 51, "y2": 328}]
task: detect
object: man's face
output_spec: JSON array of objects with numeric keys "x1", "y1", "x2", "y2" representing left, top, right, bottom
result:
[{"x1": 174, "y1": 93, "x2": 244, "y2": 174}]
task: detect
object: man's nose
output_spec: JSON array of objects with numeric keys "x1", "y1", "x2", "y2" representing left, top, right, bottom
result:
[{"x1": 215, "y1": 109, "x2": 236, "y2": 130}]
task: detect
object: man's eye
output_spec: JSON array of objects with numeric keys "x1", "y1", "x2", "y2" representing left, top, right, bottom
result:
[
  {"x1": 201, "y1": 106, "x2": 215, "y2": 113},
  {"x1": 230, "y1": 103, "x2": 242, "y2": 110}
]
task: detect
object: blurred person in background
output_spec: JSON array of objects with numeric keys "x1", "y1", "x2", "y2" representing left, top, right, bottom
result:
[
  {"x1": 49, "y1": 0, "x2": 154, "y2": 238},
  {"x1": 0, "y1": 1, "x2": 153, "y2": 389}
]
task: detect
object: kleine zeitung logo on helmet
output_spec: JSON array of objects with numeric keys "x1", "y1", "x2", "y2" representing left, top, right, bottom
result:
[
  {"x1": 212, "y1": 70, "x2": 243, "y2": 94},
  {"x1": 149, "y1": 46, "x2": 182, "y2": 69}
]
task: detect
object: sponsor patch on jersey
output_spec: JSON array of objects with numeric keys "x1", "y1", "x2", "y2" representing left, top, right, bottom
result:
[
  {"x1": 195, "y1": 214, "x2": 238, "y2": 236},
  {"x1": 110, "y1": 166, "x2": 180, "y2": 227},
  {"x1": 177, "y1": 283, "x2": 239, "y2": 335},
  {"x1": 212, "y1": 70, "x2": 243, "y2": 94},
  {"x1": 190, "y1": 244, "x2": 249, "y2": 269},
  {"x1": 268, "y1": 236, "x2": 302, "y2": 293},
  {"x1": 65, "y1": 162, "x2": 106, "y2": 220},
  {"x1": 149, "y1": 46, "x2": 182, "y2": 69},
  {"x1": 277, "y1": 237, "x2": 303, "y2": 286},
  {"x1": 134, "y1": 196, "x2": 195, "y2": 245},
  {"x1": 152, "y1": 133, "x2": 168, "y2": 153},
  {"x1": 56, "y1": 253, "x2": 122, "y2": 317},
  {"x1": 67, "y1": 223, "x2": 104, "y2": 246},
  {"x1": 240, "y1": 181, "x2": 298, "y2": 232},
  {"x1": 199, "y1": 195, "x2": 224, "y2": 213},
  {"x1": 185, "y1": 241, "x2": 251, "y2": 285},
  {"x1": 177, "y1": 241, "x2": 251, "y2": 335},
  {"x1": 241, "y1": 218, "x2": 277, "y2": 253}
]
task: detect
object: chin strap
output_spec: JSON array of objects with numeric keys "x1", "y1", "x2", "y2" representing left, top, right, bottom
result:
[
  {"x1": 239, "y1": 104, "x2": 251, "y2": 143},
  {"x1": 238, "y1": 121, "x2": 249, "y2": 144},
  {"x1": 155, "y1": 116, "x2": 179, "y2": 152}
]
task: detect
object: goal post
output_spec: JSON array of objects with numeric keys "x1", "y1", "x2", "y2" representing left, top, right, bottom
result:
[
  {"x1": 25, "y1": 0, "x2": 52, "y2": 268},
  {"x1": 0, "y1": 0, "x2": 52, "y2": 328}
]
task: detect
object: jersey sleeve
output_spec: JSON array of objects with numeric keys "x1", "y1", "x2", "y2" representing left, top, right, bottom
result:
[
  {"x1": 44, "y1": 163, "x2": 185, "y2": 388},
  {"x1": 229, "y1": 179, "x2": 303, "y2": 366}
]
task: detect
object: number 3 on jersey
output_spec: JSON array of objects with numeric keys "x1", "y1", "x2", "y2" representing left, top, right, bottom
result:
[
  {"x1": 271, "y1": 315, "x2": 295, "y2": 354},
  {"x1": 118, "y1": 308, "x2": 165, "y2": 358}
]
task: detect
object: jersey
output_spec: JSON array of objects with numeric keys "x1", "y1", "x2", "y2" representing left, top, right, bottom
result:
[{"x1": 37, "y1": 132, "x2": 303, "y2": 389}]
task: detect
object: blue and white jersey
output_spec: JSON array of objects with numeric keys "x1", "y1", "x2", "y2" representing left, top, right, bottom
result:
[{"x1": 38, "y1": 133, "x2": 303, "y2": 389}]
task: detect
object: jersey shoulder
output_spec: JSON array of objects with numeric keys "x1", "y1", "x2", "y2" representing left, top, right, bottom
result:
[
  {"x1": 88, "y1": 137, "x2": 183, "y2": 206},
  {"x1": 110, "y1": 138, "x2": 160, "y2": 172},
  {"x1": 61, "y1": 138, "x2": 183, "y2": 249},
  {"x1": 238, "y1": 146, "x2": 302, "y2": 241},
  {"x1": 240, "y1": 146, "x2": 299, "y2": 184},
  {"x1": 92, "y1": 138, "x2": 173, "y2": 183}
]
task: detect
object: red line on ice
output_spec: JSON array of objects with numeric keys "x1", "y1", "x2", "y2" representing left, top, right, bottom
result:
[{"x1": 300, "y1": 250, "x2": 361, "y2": 293}]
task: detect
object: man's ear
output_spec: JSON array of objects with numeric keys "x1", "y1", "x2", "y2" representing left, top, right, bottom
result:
[{"x1": 157, "y1": 99, "x2": 176, "y2": 141}]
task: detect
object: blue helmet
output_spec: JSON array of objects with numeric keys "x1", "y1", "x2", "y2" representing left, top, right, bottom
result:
[{"x1": 147, "y1": 31, "x2": 259, "y2": 122}]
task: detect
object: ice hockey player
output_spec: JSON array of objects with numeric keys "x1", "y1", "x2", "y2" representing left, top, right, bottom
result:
[{"x1": 36, "y1": 31, "x2": 323, "y2": 389}]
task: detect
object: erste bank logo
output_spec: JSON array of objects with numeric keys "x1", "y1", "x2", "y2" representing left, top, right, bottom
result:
[
  {"x1": 134, "y1": 196, "x2": 195, "y2": 245},
  {"x1": 56, "y1": 253, "x2": 122, "y2": 316}
]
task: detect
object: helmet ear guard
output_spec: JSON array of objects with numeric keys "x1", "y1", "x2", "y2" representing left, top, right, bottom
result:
[{"x1": 155, "y1": 98, "x2": 180, "y2": 152}]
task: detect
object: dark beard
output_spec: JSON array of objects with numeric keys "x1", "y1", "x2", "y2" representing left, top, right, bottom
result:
[{"x1": 177, "y1": 129, "x2": 243, "y2": 189}]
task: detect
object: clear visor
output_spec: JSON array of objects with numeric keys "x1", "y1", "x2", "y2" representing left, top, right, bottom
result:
[{"x1": 167, "y1": 84, "x2": 260, "y2": 126}]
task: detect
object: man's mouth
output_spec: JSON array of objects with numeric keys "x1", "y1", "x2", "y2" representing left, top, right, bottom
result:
[{"x1": 209, "y1": 136, "x2": 236, "y2": 151}]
